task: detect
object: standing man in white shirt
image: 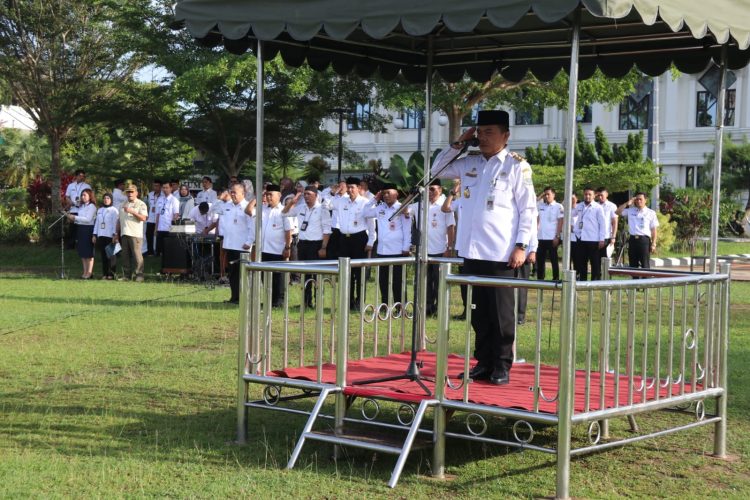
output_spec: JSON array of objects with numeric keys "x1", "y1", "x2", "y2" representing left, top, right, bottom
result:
[
  {"x1": 332, "y1": 177, "x2": 376, "y2": 309},
  {"x1": 261, "y1": 184, "x2": 294, "y2": 307},
  {"x1": 196, "y1": 176, "x2": 218, "y2": 205},
  {"x1": 596, "y1": 187, "x2": 619, "y2": 260},
  {"x1": 282, "y1": 185, "x2": 332, "y2": 308},
  {"x1": 145, "y1": 180, "x2": 162, "y2": 256},
  {"x1": 432, "y1": 110, "x2": 536, "y2": 385},
  {"x1": 112, "y1": 179, "x2": 128, "y2": 208},
  {"x1": 364, "y1": 183, "x2": 411, "y2": 307},
  {"x1": 420, "y1": 179, "x2": 455, "y2": 316},
  {"x1": 155, "y1": 182, "x2": 180, "y2": 257},
  {"x1": 616, "y1": 192, "x2": 660, "y2": 269},
  {"x1": 536, "y1": 186, "x2": 564, "y2": 280},
  {"x1": 220, "y1": 183, "x2": 255, "y2": 304},
  {"x1": 63, "y1": 169, "x2": 91, "y2": 249},
  {"x1": 572, "y1": 187, "x2": 607, "y2": 281}
]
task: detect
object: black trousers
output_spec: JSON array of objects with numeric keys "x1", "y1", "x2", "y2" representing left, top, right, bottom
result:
[
  {"x1": 261, "y1": 252, "x2": 285, "y2": 306},
  {"x1": 628, "y1": 235, "x2": 651, "y2": 269},
  {"x1": 95, "y1": 236, "x2": 115, "y2": 277},
  {"x1": 297, "y1": 239, "x2": 322, "y2": 307},
  {"x1": 156, "y1": 230, "x2": 170, "y2": 257},
  {"x1": 146, "y1": 222, "x2": 156, "y2": 255},
  {"x1": 327, "y1": 228, "x2": 341, "y2": 259},
  {"x1": 536, "y1": 239, "x2": 559, "y2": 280},
  {"x1": 426, "y1": 253, "x2": 442, "y2": 315},
  {"x1": 377, "y1": 253, "x2": 403, "y2": 305},
  {"x1": 574, "y1": 241, "x2": 602, "y2": 281},
  {"x1": 338, "y1": 231, "x2": 368, "y2": 306},
  {"x1": 226, "y1": 248, "x2": 241, "y2": 302},
  {"x1": 462, "y1": 258, "x2": 516, "y2": 372}
]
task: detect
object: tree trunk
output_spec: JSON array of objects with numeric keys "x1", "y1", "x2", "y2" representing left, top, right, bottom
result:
[
  {"x1": 447, "y1": 106, "x2": 466, "y2": 143},
  {"x1": 50, "y1": 133, "x2": 63, "y2": 213}
]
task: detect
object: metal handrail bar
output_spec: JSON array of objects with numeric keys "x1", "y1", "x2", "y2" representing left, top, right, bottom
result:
[
  {"x1": 575, "y1": 274, "x2": 729, "y2": 290},
  {"x1": 609, "y1": 267, "x2": 715, "y2": 278},
  {"x1": 445, "y1": 274, "x2": 561, "y2": 290},
  {"x1": 348, "y1": 256, "x2": 415, "y2": 267},
  {"x1": 244, "y1": 261, "x2": 339, "y2": 274}
]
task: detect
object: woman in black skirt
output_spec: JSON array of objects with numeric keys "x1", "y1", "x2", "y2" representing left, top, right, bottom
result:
[
  {"x1": 67, "y1": 188, "x2": 97, "y2": 279},
  {"x1": 93, "y1": 193, "x2": 119, "y2": 279}
]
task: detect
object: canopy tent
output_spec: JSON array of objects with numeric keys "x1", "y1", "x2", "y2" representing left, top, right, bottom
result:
[
  {"x1": 173, "y1": 2, "x2": 748, "y2": 497},
  {"x1": 174, "y1": 0, "x2": 750, "y2": 82}
]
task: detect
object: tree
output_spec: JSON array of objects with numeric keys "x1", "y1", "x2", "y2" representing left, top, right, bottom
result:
[
  {"x1": 0, "y1": 129, "x2": 50, "y2": 188},
  {"x1": 0, "y1": 0, "x2": 149, "y2": 211},
  {"x1": 705, "y1": 135, "x2": 750, "y2": 209},
  {"x1": 376, "y1": 68, "x2": 643, "y2": 141}
]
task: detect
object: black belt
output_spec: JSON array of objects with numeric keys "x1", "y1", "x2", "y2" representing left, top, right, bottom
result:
[
  {"x1": 630, "y1": 235, "x2": 650, "y2": 240},
  {"x1": 341, "y1": 231, "x2": 366, "y2": 238}
]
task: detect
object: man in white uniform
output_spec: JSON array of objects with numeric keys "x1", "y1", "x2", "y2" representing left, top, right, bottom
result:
[
  {"x1": 364, "y1": 183, "x2": 411, "y2": 306},
  {"x1": 331, "y1": 177, "x2": 376, "y2": 309},
  {"x1": 190, "y1": 202, "x2": 217, "y2": 235},
  {"x1": 261, "y1": 184, "x2": 294, "y2": 307},
  {"x1": 195, "y1": 176, "x2": 218, "y2": 205},
  {"x1": 432, "y1": 110, "x2": 536, "y2": 385},
  {"x1": 571, "y1": 187, "x2": 607, "y2": 281},
  {"x1": 155, "y1": 182, "x2": 180, "y2": 257},
  {"x1": 282, "y1": 185, "x2": 332, "y2": 308},
  {"x1": 221, "y1": 183, "x2": 255, "y2": 304},
  {"x1": 536, "y1": 186, "x2": 564, "y2": 280},
  {"x1": 596, "y1": 187, "x2": 619, "y2": 259},
  {"x1": 145, "y1": 180, "x2": 162, "y2": 256},
  {"x1": 112, "y1": 179, "x2": 128, "y2": 208},
  {"x1": 421, "y1": 179, "x2": 455, "y2": 316},
  {"x1": 616, "y1": 192, "x2": 660, "y2": 269}
]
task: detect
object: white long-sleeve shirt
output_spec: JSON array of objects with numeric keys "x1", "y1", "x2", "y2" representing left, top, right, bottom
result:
[
  {"x1": 94, "y1": 206, "x2": 119, "y2": 237},
  {"x1": 431, "y1": 146, "x2": 536, "y2": 262},
  {"x1": 283, "y1": 201, "x2": 331, "y2": 241},
  {"x1": 572, "y1": 201, "x2": 607, "y2": 242},
  {"x1": 221, "y1": 200, "x2": 255, "y2": 251},
  {"x1": 73, "y1": 203, "x2": 96, "y2": 226},
  {"x1": 332, "y1": 195, "x2": 376, "y2": 247},
  {"x1": 364, "y1": 200, "x2": 411, "y2": 254}
]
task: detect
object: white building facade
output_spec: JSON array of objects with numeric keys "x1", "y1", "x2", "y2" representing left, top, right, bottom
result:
[
  {"x1": 321, "y1": 68, "x2": 750, "y2": 202},
  {"x1": 0, "y1": 105, "x2": 35, "y2": 132}
]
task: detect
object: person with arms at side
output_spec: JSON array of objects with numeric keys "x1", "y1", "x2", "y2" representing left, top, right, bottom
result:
[
  {"x1": 177, "y1": 184, "x2": 195, "y2": 219},
  {"x1": 221, "y1": 183, "x2": 255, "y2": 304},
  {"x1": 442, "y1": 179, "x2": 468, "y2": 319},
  {"x1": 571, "y1": 187, "x2": 607, "y2": 281},
  {"x1": 112, "y1": 179, "x2": 127, "y2": 208},
  {"x1": 595, "y1": 187, "x2": 619, "y2": 260},
  {"x1": 67, "y1": 188, "x2": 97, "y2": 279},
  {"x1": 331, "y1": 177, "x2": 376, "y2": 309},
  {"x1": 432, "y1": 110, "x2": 536, "y2": 385},
  {"x1": 282, "y1": 185, "x2": 332, "y2": 308},
  {"x1": 364, "y1": 183, "x2": 411, "y2": 307},
  {"x1": 536, "y1": 186, "x2": 563, "y2": 280},
  {"x1": 63, "y1": 169, "x2": 91, "y2": 250},
  {"x1": 93, "y1": 193, "x2": 119, "y2": 280},
  {"x1": 114, "y1": 185, "x2": 148, "y2": 281},
  {"x1": 154, "y1": 182, "x2": 179, "y2": 257},
  {"x1": 616, "y1": 192, "x2": 659, "y2": 269},
  {"x1": 145, "y1": 180, "x2": 162, "y2": 256},
  {"x1": 195, "y1": 176, "x2": 217, "y2": 205}
]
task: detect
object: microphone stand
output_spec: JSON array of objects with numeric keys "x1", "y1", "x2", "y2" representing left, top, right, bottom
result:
[
  {"x1": 48, "y1": 212, "x2": 69, "y2": 279},
  {"x1": 351, "y1": 144, "x2": 472, "y2": 396}
]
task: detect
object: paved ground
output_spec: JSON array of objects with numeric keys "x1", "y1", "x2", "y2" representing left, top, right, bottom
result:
[{"x1": 653, "y1": 255, "x2": 750, "y2": 281}]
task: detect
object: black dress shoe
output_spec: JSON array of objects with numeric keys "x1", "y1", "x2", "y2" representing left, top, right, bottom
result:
[
  {"x1": 224, "y1": 299, "x2": 239, "y2": 305},
  {"x1": 457, "y1": 364, "x2": 492, "y2": 380},
  {"x1": 452, "y1": 311, "x2": 467, "y2": 320},
  {"x1": 490, "y1": 368, "x2": 510, "y2": 385}
]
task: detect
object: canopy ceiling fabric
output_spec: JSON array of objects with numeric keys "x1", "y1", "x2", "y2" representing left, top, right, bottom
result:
[{"x1": 174, "y1": 0, "x2": 750, "y2": 82}]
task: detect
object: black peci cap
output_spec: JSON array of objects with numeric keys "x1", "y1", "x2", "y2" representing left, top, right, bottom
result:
[
  {"x1": 477, "y1": 110, "x2": 510, "y2": 128},
  {"x1": 345, "y1": 177, "x2": 361, "y2": 185},
  {"x1": 265, "y1": 183, "x2": 281, "y2": 192}
]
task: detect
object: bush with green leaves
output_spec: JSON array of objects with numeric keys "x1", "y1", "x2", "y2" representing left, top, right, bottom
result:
[
  {"x1": 0, "y1": 207, "x2": 40, "y2": 243},
  {"x1": 659, "y1": 187, "x2": 740, "y2": 249}
]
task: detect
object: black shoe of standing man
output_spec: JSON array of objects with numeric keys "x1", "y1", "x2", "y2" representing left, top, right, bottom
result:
[
  {"x1": 457, "y1": 364, "x2": 492, "y2": 380},
  {"x1": 490, "y1": 367, "x2": 510, "y2": 385}
]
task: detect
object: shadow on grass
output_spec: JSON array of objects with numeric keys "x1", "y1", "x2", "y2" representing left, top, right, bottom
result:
[
  {"x1": 0, "y1": 293, "x2": 233, "y2": 310},
  {"x1": 0, "y1": 383, "x2": 561, "y2": 491}
]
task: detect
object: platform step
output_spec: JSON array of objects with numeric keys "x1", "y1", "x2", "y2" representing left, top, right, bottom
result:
[{"x1": 305, "y1": 428, "x2": 431, "y2": 455}]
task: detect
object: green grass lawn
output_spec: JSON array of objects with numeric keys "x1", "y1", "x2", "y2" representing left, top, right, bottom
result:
[{"x1": 1, "y1": 243, "x2": 750, "y2": 498}]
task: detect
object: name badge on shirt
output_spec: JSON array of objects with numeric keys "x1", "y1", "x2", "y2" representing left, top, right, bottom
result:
[
  {"x1": 353, "y1": 220, "x2": 358, "y2": 226},
  {"x1": 431, "y1": 220, "x2": 438, "y2": 228},
  {"x1": 464, "y1": 187, "x2": 470, "y2": 199},
  {"x1": 486, "y1": 194, "x2": 495, "y2": 211},
  {"x1": 578, "y1": 222, "x2": 584, "y2": 229},
  {"x1": 300, "y1": 221, "x2": 308, "y2": 231},
  {"x1": 389, "y1": 221, "x2": 396, "y2": 231},
  {"x1": 160, "y1": 208, "x2": 165, "y2": 214},
  {"x1": 100, "y1": 223, "x2": 105, "y2": 229},
  {"x1": 151, "y1": 207, "x2": 155, "y2": 213}
]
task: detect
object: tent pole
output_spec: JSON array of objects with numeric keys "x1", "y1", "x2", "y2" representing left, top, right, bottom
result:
[
  {"x1": 557, "y1": 9, "x2": 580, "y2": 500},
  {"x1": 255, "y1": 40, "x2": 265, "y2": 261},
  {"x1": 709, "y1": 47, "x2": 727, "y2": 274},
  {"x1": 418, "y1": 36, "x2": 434, "y2": 350}
]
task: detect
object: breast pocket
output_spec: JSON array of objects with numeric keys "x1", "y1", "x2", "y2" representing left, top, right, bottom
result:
[{"x1": 492, "y1": 180, "x2": 512, "y2": 209}]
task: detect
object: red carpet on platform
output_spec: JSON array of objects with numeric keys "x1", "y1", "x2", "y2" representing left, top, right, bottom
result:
[{"x1": 270, "y1": 351, "x2": 696, "y2": 414}]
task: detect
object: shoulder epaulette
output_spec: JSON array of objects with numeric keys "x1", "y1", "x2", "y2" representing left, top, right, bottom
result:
[{"x1": 510, "y1": 151, "x2": 526, "y2": 162}]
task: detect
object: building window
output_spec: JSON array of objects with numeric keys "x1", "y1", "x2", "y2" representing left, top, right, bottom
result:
[
  {"x1": 619, "y1": 95, "x2": 649, "y2": 130},
  {"x1": 348, "y1": 102, "x2": 371, "y2": 131},
  {"x1": 696, "y1": 89, "x2": 735, "y2": 127},
  {"x1": 399, "y1": 109, "x2": 424, "y2": 129},
  {"x1": 576, "y1": 105, "x2": 592, "y2": 123},
  {"x1": 515, "y1": 103, "x2": 544, "y2": 125}
]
